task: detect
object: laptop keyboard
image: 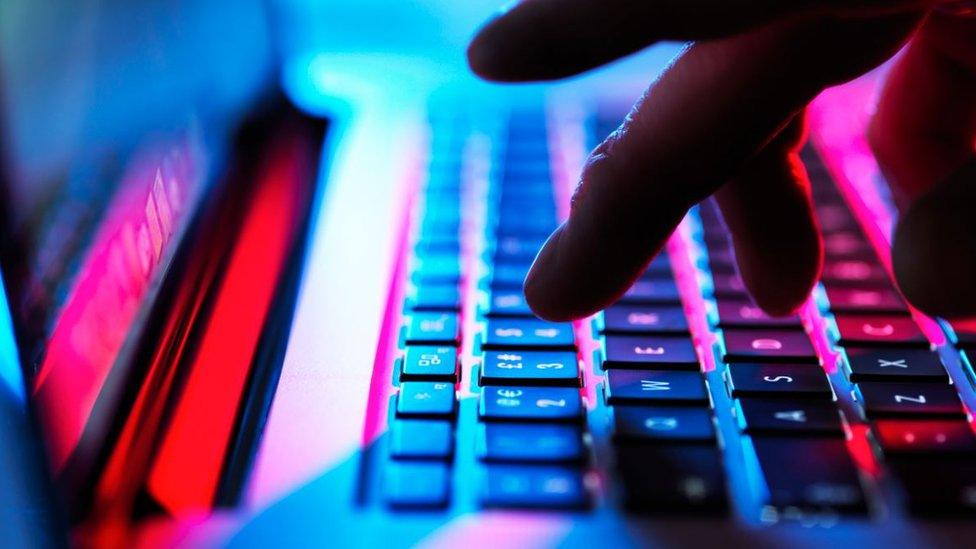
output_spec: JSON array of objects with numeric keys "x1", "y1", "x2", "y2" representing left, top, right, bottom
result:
[{"x1": 379, "y1": 106, "x2": 976, "y2": 520}]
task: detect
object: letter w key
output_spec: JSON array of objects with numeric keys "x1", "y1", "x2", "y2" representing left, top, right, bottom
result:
[{"x1": 640, "y1": 380, "x2": 671, "y2": 391}]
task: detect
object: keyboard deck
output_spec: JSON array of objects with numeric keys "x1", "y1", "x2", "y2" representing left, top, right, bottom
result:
[{"x1": 372, "y1": 105, "x2": 976, "y2": 523}]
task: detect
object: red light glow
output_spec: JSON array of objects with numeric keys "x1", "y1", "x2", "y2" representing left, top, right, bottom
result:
[
  {"x1": 33, "y1": 144, "x2": 201, "y2": 473},
  {"x1": 145, "y1": 130, "x2": 313, "y2": 514}
]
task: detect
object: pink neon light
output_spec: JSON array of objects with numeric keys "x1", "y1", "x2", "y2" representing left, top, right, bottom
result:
[
  {"x1": 457, "y1": 134, "x2": 490, "y2": 398},
  {"x1": 359, "y1": 142, "x2": 425, "y2": 448},
  {"x1": 146, "y1": 132, "x2": 313, "y2": 513},
  {"x1": 129, "y1": 511, "x2": 238, "y2": 548},
  {"x1": 805, "y1": 72, "x2": 955, "y2": 477},
  {"x1": 798, "y1": 295, "x2": 883, "y2": 476},
  {"x1": 245, "y1": 120, "x2": 427, "y2": 508},
  {"x1": 33, "y1": 141, "x2": 201, "y2": 472},
  {"x1": 546, "y1": 106, "x2": 601, "y2": 409},
  {"x1": 667, "y1": 221, "x2": 719, "y2": 373},
  {"x1": 809, "y1": 74, "x2": 946, "y2": 347},
  {"x1": 419, "y1": 512, "x2": 572, "y2": 549}
]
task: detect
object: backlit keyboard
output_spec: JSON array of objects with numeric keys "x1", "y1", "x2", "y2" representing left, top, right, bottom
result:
[{"x1": 377, "y1": 106, "x2": 976, "y2": 521}]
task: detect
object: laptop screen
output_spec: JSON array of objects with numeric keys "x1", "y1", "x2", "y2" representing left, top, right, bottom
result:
[{"x1": 0, "y1": 0, "x2": 273, "y2": 494}]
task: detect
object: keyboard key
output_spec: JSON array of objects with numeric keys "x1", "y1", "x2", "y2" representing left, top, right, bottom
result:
[
  {"x1": 706, "y1": 258, "x2": 737, "y2": 275},
  {"x1": 843, "y1": 347, "x2": 947, "y2": 382},
  {"x1": 711, "y1": 273, "x2": 748, "y2": 298},
  {"x1": 854, "y1": 382, "x2": 964, "y2": 418},
  {"x1": 390, "y1": 420, "x2": 454, "y2": 459},
  {"x1": 412, "y1": 255, "x2": 462, "y2": 284},
  {"x1": 822, "y1": 231, "x2": 873, "y2": 259},
  {"x1": 396, "y1": 382, "x2": 456, "y2": 417},
  {"x1": 605, "y1": 370, "x2": 709, "y2": 405},
  {"x1": 401, "y1": 346, "x2": 458, "y2": 380},
  {"x1": 485, "y1": 289, "x2": 533, "y2": 316},
  {"x1": 602, "y1": 335, "x2": 701, "y2": 370},
  {"x1": 479, "y1": 386, "x2": 583, "y2": 422},
  {"x1": 599, "y1": 304, "x2": 689, "y2": 334},
  {"x1": 613, "y1": 406, "x2": 716, "y2": 443},
  {"x1": 640, "y1": 254, "x2": 673, "y2": 277},
  {"x1": 706, "y1": 247, "x2": 736, "y2": 267},
  {"x1": 726, "y1": 364, "x2": 833, "y2": 399},
  {"x1": 714, "y1": 299, "x2": 803, "y2": 330},
  {"x1": 419, "y1": 220, "x2": 460, "y2": 238},
  {"x1": 734, "y1": 399, "x2": 844, "y2": 436},
  {"x1": 873, "y1": 420, "x2": 976, "y2": 457},
  {"x1": 833, "y1": 314, "x2": 928, "y2": 348},
  {"x1": 601, "y1": 335, "x2": 699, "y2": 370},
  {"x1": 495, "y1": 217, "x2": 557, "y2": 235},
  {"x1": 493, "y1": 235, "x2": 546, "y2": 263},
  {"x1": 618, "y1": 278, "x2": 682, "y2": 304},
  {"x1": 483, "y1": 318, "x2": 575, "y2": 349},
  {"x1": 496, "y1": 201, "x2": 556, "y2": 218},
  {"x1": 480, "y1": 350, "x2": 580, "y2": 386},
  {"x1": 751, "y1": 437, "x2": 866, "y2": 513},
  {"x1": 422, "y1": 205, "x2": 461, "y2": 222},
  {"x1": 890, "y1": 461, "x2": 976, "y2": 515},
  {"x1": 476, "y1": 423, "x2": 585, "y2": 462},
  {"x1": 616, "y1": 445, "x2": 728, "y2": 513},
  {"x1": 722, "y1": 329, "x2": 819, "y2": 364},
  {"x1": 404, "y1": 313, "x2": 459, "y2": 345},
  {"x1": 821, "y1": 259, "x2": 890, "y2": 287},
  {"x1": 824, "y1": 286, "x2": 908, "y2": 314},
  {"x1": 490, "y1": 263, "x2": 531, "y2": 288},
  {"x1": 407, "y1": 283, "x2": 461, "y2": 311},
  {"x1": 415, "y1": 237, "x2": 460, "y2": 256},
  {"x1": 420, "y1": 207, "x2": 460, "y2": 224},
  {"x1": 480, "y1": 465, "x2": 588, "y2": 509},
  {"x1": 815, "y1": 203, "x2": 859, "y2": 233},
  {"x1": 702, "y1": 234, "x2": 730, "y2": 250},
  {"x1": 384, "y1": 461, "x2": 450, "y2": 509}
]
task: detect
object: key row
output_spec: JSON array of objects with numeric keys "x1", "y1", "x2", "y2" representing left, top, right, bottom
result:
[
  {"x1": 470, "y1": 112, "x2": 590, "y2": 510},
  {"x1": 386, "y1": 123, "x2": 467, "y2": 509},
  {"x1": 589, "y1": 238, "x2": 731, "y2": 513},
  {"x1": 803, "y1": 149, "x2": 976, "y2": 515},
  {"x1": 697, "y1": 198, "x2": 869, "y2": 516}
]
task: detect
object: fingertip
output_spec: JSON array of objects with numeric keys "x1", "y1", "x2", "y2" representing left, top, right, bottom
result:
[
  {"x1": 712, "y1": 115, "x2": 823, "y2": 319},
  {"x1": 523, "y1": 226, "x2": 590, "y2": 322},
  {"x1": 466, "y1": 5, "x2": 545, "y2": 82},
  {"x1": 747, "y1": 283, "x2": 814, "y2": 318},
  {"x1": 890, "y1": 204, "x2": 968, "y2": 318},
  {"x1": 523, "y1": 218, "x2": 645, "y2": 322},
  {"x1": 467, "y1": 21, "x2": 507, "y2": 81},
  {"x1": 736, "y1": 238, "x2": 822, "y2": 317},
  {"x1": 521, "y1": 226, "x2": 561, "y2": 321},
  {"x1": 892, "y1": 157, "x2": 976, "y2": 318}
]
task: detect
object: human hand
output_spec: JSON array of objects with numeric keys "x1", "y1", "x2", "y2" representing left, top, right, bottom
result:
[{"x1": 467, "y1": 1, "x2": 976, "y2": 320}]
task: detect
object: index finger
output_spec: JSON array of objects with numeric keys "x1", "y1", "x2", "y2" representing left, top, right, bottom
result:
[
  {"x1": 468, "y1": 0, "x2": 933, "y2": 81},
  {"x1": 523, "y1": 14, "x2": 920, "y2": 321}
]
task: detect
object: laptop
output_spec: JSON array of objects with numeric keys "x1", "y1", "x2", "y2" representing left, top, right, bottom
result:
[{"x1": 3, "y1": 1, "x2": 976, "y2": 546}]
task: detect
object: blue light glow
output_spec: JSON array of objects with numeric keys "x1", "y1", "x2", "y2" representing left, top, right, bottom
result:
[{"x1": 0, "y1": 273, "x2": 25, "y2": 405}]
